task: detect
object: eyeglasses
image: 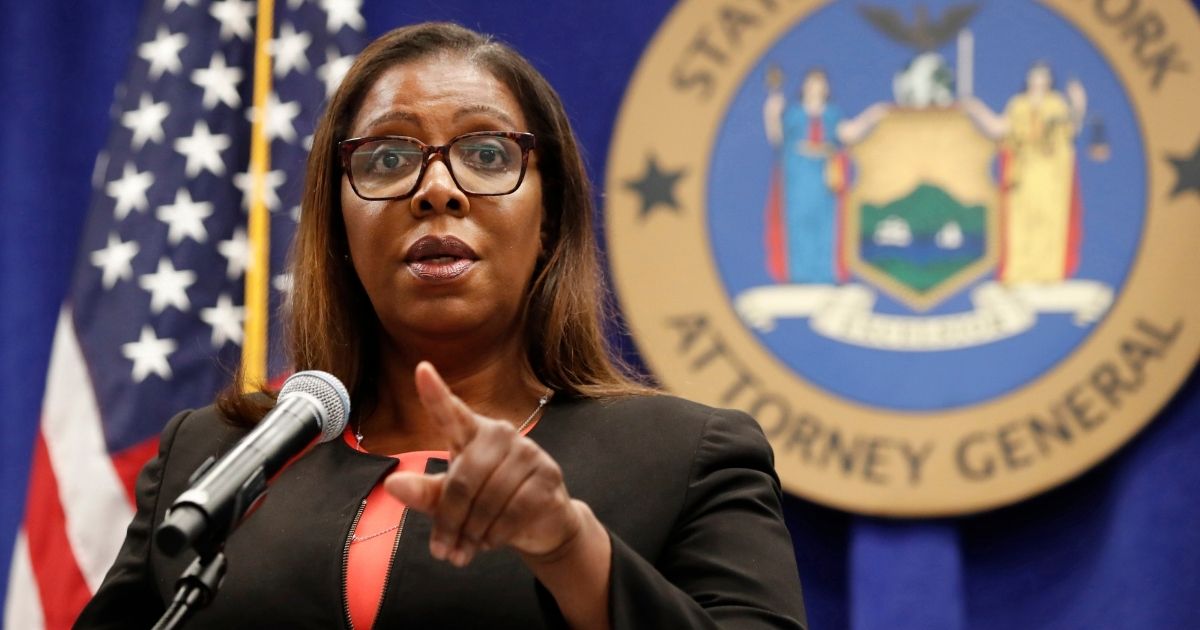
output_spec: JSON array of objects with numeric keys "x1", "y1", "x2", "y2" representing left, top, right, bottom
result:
[{"x1": 338, "y1": 131, "x2": 536, "y2": 201}]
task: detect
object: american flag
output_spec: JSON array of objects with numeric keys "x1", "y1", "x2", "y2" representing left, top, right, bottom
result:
[{"x1": 3, "y1": 1, "x2": 363, "y2": 627}]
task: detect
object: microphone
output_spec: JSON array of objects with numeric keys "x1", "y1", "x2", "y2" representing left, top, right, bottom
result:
[{"x1": 155, "y1": 370, "x2": 351, "y2": 557}]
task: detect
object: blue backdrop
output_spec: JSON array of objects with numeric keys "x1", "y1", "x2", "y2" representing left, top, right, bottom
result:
[{"x1": 1, "y1": 2, "x2": 1197, "y2": 628}]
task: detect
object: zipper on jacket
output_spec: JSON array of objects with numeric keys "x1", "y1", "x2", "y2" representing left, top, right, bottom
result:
[
  {"x1": 342, "y1": 498, "x2": 367, "y2": 630},
  {"x1": 341, "y1": 501, "x2": 409, "y2": 630},
  {"x1": 369, "y1": 507, "x2": 409, "y2": 628}
]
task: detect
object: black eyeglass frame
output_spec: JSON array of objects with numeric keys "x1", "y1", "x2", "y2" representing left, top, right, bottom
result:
[{"x1": 338, "y1": 131, "x2": 537, "y2": 201}]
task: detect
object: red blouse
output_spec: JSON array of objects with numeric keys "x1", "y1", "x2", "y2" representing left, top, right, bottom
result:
[{"x1": 341, "y1": 417, "x2": 541, "y2": 629}]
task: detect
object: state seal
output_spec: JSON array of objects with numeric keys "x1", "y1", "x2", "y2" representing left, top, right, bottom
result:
[{"x1": 605, "y1": 0, "x2": 1200, "y2": 516}]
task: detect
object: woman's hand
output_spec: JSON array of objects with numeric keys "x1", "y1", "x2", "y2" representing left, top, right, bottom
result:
[
  {"x1": 383, "y1": 361, "x2": 586, "y2": 567},
  {"x1": 384, "y1": 362, "x2": 612, "y2": 627}
]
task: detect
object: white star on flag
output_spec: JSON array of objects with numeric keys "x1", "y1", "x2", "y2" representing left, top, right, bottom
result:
[
  {"x1": 89, "y1": 233, "x2": 141, "y2": 289},
  {"x1": 6, "y1": 3, "x2": 369, "y2": 625},
  {"x1": 138, "y1": 26, "x2": 189, "y2": 79},
  {"x1": 138, "y1": 258, "x2": 198, "y2": 314},
  {"x1": 106, "y1": 162, "x2": 155, "y2": 220},
  {"x1": 156, "y1": 188, "x2": 214, "y2": 244},
  {"x1": 320, "y1": 0, "x2": 366, "y2": 32},
  {"x1": 272, "y1": 23, "x2": 313, "y2": 77},
  {"x1": 233, "y1": 169, "x2": 286, "y2": 211},
  {"x1": 247, "y1": 92, "x2": 301, "y2": 143},
  {"x1": 217, "y1": 228, "x2": 250, "y2": 280},
  {"x1": 121, "y1": 325, "x2": 178, "y2": 382},
  {"x1": 272, "y1": 272, "x2": 294, "y2": 297},
  {"x1": 165, "y1": 0, "x2": 200, "y2": 11},
  {"x1": 174, "y1": 120, "x2": 232, "y2": 177},
  {"x1": 121, "y1": 94, "x2": 171, "y2": 150},
  {"x1": 200, "y1": 293, "x2": 246, "y2": 347},
  {"x1": 317, "y1": 47, "x2": 355, "y2": 97},
  {"x1": 210, "y1": 0, "x2": 256, "y2": 41},
  {"x1": 192, "y1": 51, "x2": 244, "y2": 110}
]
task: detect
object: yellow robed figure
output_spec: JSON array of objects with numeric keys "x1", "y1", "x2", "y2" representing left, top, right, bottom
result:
[{"x1": 966, "y1": 62, "x2": 1087, "y2": 284}]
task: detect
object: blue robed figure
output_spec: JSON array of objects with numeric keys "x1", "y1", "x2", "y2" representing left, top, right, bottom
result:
[
  {"x1": 782, "y1": 101, "x2": 843, "y2": 283},
  {"x1": 763, "y1": 67, "x2": 884, "y2": 285}
]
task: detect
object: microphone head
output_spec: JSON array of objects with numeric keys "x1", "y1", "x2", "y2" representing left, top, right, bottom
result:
[{"x1": 279, "y1": 370, "x2": 351, "y2": 442}]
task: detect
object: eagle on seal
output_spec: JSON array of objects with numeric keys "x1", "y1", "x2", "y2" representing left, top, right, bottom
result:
[
  {"x1": 858, "y1": 3, "x2": 979, "y2": 52},
  {"x1": 860, "y1": 3, "x2": 980, "y2": 107}
]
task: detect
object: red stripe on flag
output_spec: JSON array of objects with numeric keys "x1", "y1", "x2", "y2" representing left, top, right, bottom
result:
[
  {"x1": 269, "y1": 371, "x2": 291, "y2": 390},
  {"x1": 109, "y1": 437, "x2": 159, "y2": 506},
  {"x1": 23, "y1": 431, "x2": 93, "y2": 630}
]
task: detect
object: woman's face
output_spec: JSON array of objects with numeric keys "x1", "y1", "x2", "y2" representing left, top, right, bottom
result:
[
  {"x1": 1027, "y1": 66, "x2": 1052, "y2": 95},
  {"x1": 801, "y1": 72, "x2": 829, "y2": 103},
  {"x1": 340, "y1": 54, "x2": 544, "y2": 344}
]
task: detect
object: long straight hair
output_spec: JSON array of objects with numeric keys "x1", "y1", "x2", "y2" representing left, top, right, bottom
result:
[{"x1": 219, "y1": 22, "x2": 650, "y2": 424}]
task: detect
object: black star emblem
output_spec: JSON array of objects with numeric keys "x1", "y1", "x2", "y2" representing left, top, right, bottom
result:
[
  {"x1": 1167, "y1": 141, "x2": 1200, "y2": 198},
  {"x1": 625, "y1": 155, "x2": 686, "y2": 219}
]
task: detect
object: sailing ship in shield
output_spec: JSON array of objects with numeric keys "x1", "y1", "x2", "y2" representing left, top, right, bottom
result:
[{"x1": 735, "y1": 4, "x2": 1113, "y2": 351}]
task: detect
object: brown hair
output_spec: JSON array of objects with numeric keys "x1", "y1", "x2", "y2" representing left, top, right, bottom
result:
[{"x1": 220, "y1": 22, "x2": 650, "y2": 424}]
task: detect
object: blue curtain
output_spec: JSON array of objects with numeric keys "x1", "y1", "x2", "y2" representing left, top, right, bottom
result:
[
  {"x1": 0, "y1": 0, "x2": 143, "y2": 609},
  {"x1": 2, "y1": 2, "x2": 1197, "y2": 628}
]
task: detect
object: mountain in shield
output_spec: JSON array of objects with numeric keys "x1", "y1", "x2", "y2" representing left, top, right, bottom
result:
[
  {"x1": 846, "y1": 108, "x2": 998, "y2": 310},
  {"x1": 859, "y1": 183, "x2": 986, "y2": 293}
]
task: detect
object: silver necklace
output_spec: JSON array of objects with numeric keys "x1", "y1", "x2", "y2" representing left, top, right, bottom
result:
[
  {"x1": 352, "y1": 520, "x2": 403, "y2": 544},
  {"x1": 353, "y1": 390, "x2": 554, "y2": 451},
  {"x1": 349, "y1": 390, "x2": 553, "y2": 545}
]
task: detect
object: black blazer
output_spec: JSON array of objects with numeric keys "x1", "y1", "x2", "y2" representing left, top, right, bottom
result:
[{"x1": 76, "y1": 394, "x2": 807, "y2": 629}]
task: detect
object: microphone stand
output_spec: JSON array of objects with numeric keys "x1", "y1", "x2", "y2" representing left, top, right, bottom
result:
[
  {"x1": 145, "y1": 370, "x2": 349, "y2": 629},
  {"x1": 150, "y1": 547, "x2": 227, "y2": 630}
]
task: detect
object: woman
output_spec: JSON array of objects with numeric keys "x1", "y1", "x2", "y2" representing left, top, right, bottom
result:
[
  {"x1": 762, "y1": 67, "x2": 883, "y2": 285},
  {"x1": 964, "y1": 61, "x2": 1087, "y2": 284},
  {"x1": 77, "y1": 22, "x2": 806, "y2": 629}
]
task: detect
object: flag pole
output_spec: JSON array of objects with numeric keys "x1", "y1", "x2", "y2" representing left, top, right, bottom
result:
[{"x1": 241, "y1": 0, "x2": 276, "y2": 392}]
